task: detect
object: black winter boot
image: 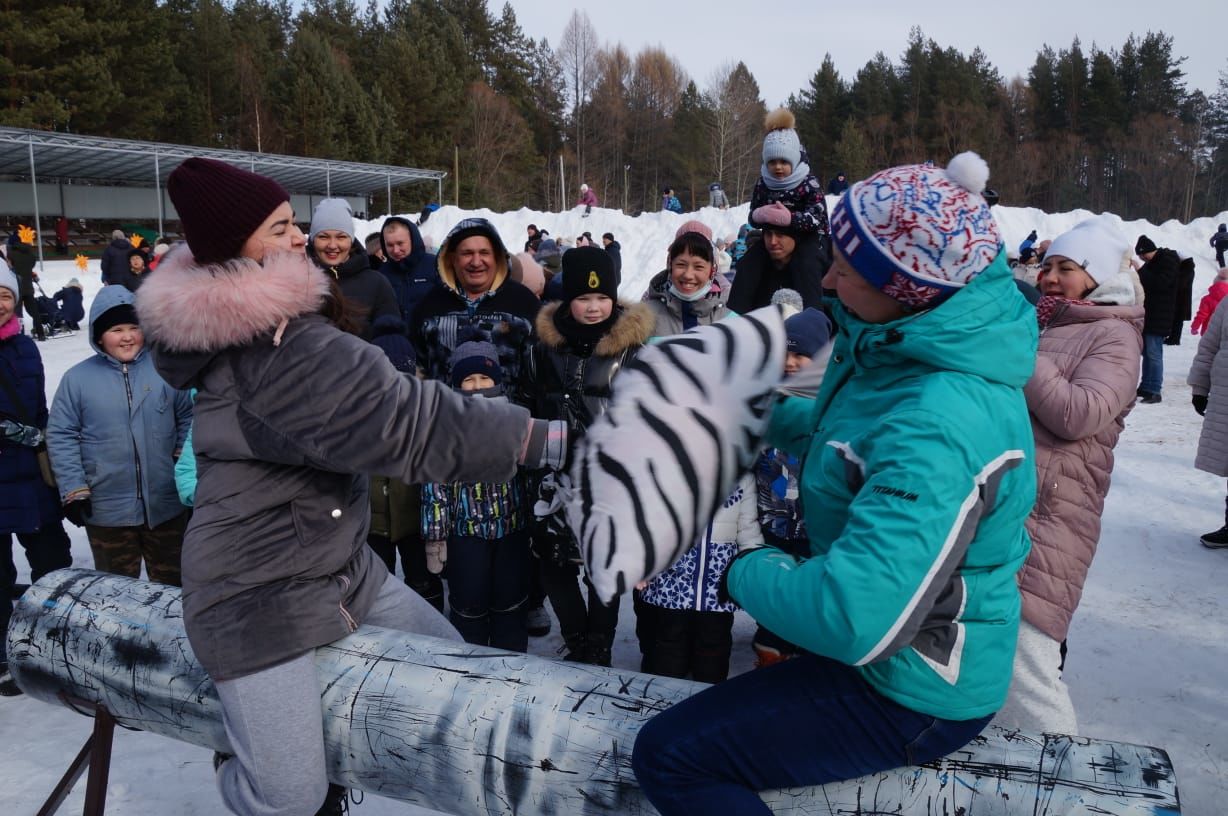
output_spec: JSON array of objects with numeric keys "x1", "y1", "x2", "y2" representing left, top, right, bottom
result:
[
  {"x1": 559, "y1": 634, "x2": 587, "y2": 662},
  {"x1": 0, "y1": 660, "x2": 22, "y2": 697},
  {"x1": 315, "y1": 784, "x2": 349, "y2": 815},
  {"x1": 1200, "y1": 526, "x2": 1228, "y2": 548},
  {"x1": 1201, "y1": 497, "x2": 1228, "y2": 548},
  {"x1": 584, "y1": 632, "x2": 613, "y2": 668}
]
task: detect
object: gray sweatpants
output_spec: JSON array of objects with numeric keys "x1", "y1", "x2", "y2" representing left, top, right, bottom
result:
[
  {"x1": 991, "y1": 620, "x2": 1078, "y2": 735},
  {"x1": 214, "y1": 573, "x2": 461, "y2": 815}
]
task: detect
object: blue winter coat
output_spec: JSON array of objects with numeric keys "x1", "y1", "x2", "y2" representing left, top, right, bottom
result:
[
  {"x1": 46, "y1": 286, "x2": 193, "y2": 527},
  {"x1": 379, "y1": 217, "x2": 440, "y2": 326},
  {"x1": 53, "y1": 286, "x2": 85, "y2": 326},
  {"x1": 0, "y1": 325, "x2": 61, "y2": 533}
]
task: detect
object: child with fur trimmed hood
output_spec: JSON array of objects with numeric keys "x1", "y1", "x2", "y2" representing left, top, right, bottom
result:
[
  {"x1": 748, "y1": 108, "x2": 830, "y2": 236},
  {"x1": 521, "y1": 246, "x2": 655, "y2": 666}
]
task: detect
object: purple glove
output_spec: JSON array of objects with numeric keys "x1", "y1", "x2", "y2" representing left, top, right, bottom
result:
[{"x1": 751, "y1": 202, "x2": 792, "y2": 228}]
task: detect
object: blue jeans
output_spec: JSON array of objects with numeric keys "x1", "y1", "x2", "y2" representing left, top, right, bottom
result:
[
  {"x1": 1141, "y1": 333, "x2": 1165, "y2": 394},
  {"x1": 446, "y1": 530, "x2": 530, "y2": 651},
  {"x1": 632, "y1": 653, "x2": 992, "y2": 815}
]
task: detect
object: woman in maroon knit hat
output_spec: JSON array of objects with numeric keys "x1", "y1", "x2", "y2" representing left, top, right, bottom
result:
[{"x1": 136, "y1": 158, "x2": 566, "y2": 815}]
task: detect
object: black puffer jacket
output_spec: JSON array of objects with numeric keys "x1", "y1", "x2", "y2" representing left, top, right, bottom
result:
[
  {"x1": 727, "y1": 233, "x2": 828, "y2": 313},
  {"x1": 100, "y1": 237, "x2": 131, "y2": 285},
  {"x1": 1138, "y1": 247, "x2": 1181, "y2": 336},
  {"x1": 311, "y1": 245, "x2": 399, "y2": 337},
  {"x1": 411, "y1": 262, "x2": 540, "y2": 387},
  {"x1": 137, "y1": 246, "x2": 530, "y2": 681},
  {"x1": 522, "y1": 301, "x2": 654, "y2": 438}
]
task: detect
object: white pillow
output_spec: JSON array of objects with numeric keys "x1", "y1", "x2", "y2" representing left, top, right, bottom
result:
[{"x1": 564, "y1": 305, "x2": 787, "y2": 603}]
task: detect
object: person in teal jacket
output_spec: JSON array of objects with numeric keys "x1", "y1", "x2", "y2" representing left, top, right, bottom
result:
[{"x1": 633, "y1": 152, "x2": 1038, "y2": 815}]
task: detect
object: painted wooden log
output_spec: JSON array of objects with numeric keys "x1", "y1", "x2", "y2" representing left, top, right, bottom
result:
[{"x1": 7, "y1": 569, "x2": 1180, "y2": 815}]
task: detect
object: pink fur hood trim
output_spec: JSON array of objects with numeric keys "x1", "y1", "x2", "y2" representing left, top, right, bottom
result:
[{"x1": 135, "y1": 244, "x2": 331, "y2": 353}]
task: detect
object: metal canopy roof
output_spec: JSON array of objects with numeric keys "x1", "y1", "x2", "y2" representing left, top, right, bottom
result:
[{"x1": 0, "y1": 126, "x2": 446, "y2": 196}]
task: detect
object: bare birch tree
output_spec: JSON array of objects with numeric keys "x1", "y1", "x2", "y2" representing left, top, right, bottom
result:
[
  {"x1": 706, "y1": 61, "x2": 766, "y2": 203},
  {"x1": 558, "y1": 10, "x2": 600, "y2": 182}
]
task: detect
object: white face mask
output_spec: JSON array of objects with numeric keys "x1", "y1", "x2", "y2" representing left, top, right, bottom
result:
[{"x1": 669, "y1": 281, "x2": 711, "y2": 302}]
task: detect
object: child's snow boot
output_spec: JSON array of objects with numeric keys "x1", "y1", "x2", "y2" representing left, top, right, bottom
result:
[
  {"x1": 559, "y1": 634, "x2": 587, "y2": 663},
  {"x1": 584, "y1": 632, "x2": 613, "y2": 668},
  {"x1": 526, "y1": 603, "x2": 552, "y2": 637},
  {"x1": 315, "y1": 784, "x2": 350, "y2": 815}
]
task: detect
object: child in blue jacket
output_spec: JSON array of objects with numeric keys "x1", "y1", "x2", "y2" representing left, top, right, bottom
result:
[{"x1": 421, "y1": 341, "x2": 531, "y2": 651}]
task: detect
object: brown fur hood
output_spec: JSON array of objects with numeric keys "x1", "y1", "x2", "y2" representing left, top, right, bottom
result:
[{"x1": 534, "y1": 301, "x2": 655, "y2": 357}]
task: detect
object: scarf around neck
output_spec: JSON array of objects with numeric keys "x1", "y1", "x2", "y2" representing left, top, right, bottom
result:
[
  {"x1": 1035, "y1": 294, "x2": 1094, "y2": 330},
  {"x1": 761, "y1": 160, "x2": 811, "y2": 192},
  {"x1": 554, "y1": 303, "x2": 621, "y2": 350}
]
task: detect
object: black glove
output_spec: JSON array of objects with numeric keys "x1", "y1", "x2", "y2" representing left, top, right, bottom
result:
[
  {"x1": 1193, "y1": 394, "x2": 1208, "y2": 416},
  {"x1": 63, "y1": 498, "x2": 91, "y2": 527}
]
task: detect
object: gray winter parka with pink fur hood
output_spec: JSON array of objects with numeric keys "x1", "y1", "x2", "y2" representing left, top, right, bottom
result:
[
  {"x1": 1017, "y1": 300, "x2": 1143, "y2": 643},
  {"x1": 136, "y1": 245, "x2": 531, "y2": 681}
]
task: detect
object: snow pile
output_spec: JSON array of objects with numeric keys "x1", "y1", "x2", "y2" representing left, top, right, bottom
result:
[{"x1": 4, "y1": 202, "x2": 1227, "y2": 815}]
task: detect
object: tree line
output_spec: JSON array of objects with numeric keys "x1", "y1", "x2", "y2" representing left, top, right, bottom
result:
[{"x1": 1, "y1": 1, "x2": 1225, "y2": 222}]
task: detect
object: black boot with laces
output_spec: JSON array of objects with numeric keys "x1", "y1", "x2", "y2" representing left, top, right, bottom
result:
[{"x1": 316, "y1": 783, "x2": 350, "y2": 816}]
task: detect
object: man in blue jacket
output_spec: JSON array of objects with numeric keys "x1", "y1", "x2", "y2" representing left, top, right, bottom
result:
[{"x1": 379, "y1": 216, "x2": 439, "y2": 328}]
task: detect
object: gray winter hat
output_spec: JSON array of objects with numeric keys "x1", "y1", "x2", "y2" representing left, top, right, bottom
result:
[
  {"x1": 0, "y1": 265, "x2": 18, "y2": 300},
  {"x1": 309, "y1": 198, "x2": 355, "y2": 242}
]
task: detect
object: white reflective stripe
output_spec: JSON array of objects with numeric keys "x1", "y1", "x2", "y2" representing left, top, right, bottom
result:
[
  {"x1": 854, "y1": 448, "x2": 1026, "y2": 667},
  {"x1": 825, "y1": 440, "x2": 866, "y2": 476}
]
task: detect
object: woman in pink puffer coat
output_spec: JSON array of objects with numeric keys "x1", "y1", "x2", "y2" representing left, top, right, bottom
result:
[{"x1": 995, "y1": 217, "x2": 1143, "y2": 735}]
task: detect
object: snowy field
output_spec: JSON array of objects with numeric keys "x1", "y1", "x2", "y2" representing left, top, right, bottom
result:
[{"x1": 3, "y1": 200, "x2": 1227, "y2": 815}]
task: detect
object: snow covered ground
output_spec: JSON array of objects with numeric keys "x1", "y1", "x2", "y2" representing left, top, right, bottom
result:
[{"x1": 3, "y1": 200, "x2": 1227, "y2": 815}]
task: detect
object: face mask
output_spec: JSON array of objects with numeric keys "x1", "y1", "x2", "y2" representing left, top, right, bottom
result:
[{"x1": 669, "y1": 280, "x2": 712, "y2": 302}]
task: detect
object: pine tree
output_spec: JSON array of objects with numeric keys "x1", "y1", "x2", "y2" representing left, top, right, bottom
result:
[{"x1": 790, "y1": 55, "x2": 848, "y2": 183}]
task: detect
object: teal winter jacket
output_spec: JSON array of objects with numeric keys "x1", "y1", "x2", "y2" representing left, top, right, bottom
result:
[{"x1": 726, "y1": 254, "x2": 1038, "y2": 720}]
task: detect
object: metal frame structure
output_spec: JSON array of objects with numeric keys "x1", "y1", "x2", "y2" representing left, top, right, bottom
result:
[{"x1": 0, "y1": 126, "x2": 447, "y2": 268}]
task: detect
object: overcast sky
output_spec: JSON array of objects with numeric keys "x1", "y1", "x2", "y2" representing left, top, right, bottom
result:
[{"x1": 502, "y1": 0, "x2": 1223, "y2": 107}]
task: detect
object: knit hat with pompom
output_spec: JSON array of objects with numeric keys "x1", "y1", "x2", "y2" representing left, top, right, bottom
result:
[
  {"x1": 762, "y1": 108, "x2": 802, "y2": 168},
  {"x1": 829, "y1": 152, "x2": 1003, "y2": 310}
]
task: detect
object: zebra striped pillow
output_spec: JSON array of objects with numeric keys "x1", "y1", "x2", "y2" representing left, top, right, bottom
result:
[{"x1": 564, "y1": 305, "x2": 788, "y2": 603}]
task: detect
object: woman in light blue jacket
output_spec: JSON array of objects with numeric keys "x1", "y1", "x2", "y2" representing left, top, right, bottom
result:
[{"x1": 47, "y1": 284, "x2": 193, "y2": 584}]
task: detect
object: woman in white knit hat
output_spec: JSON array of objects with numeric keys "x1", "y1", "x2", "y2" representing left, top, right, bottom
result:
[
  {"x1": 994, "y1": 215, "x2": 1143, "y2": 735},
  {"x1": 308, "y1": 197, "x2": 399, "y2": 337}
]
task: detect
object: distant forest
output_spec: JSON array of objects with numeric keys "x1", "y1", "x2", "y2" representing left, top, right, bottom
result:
[{"x1": 2, "y1": 0, "x2": 1226, "y2": 222}]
